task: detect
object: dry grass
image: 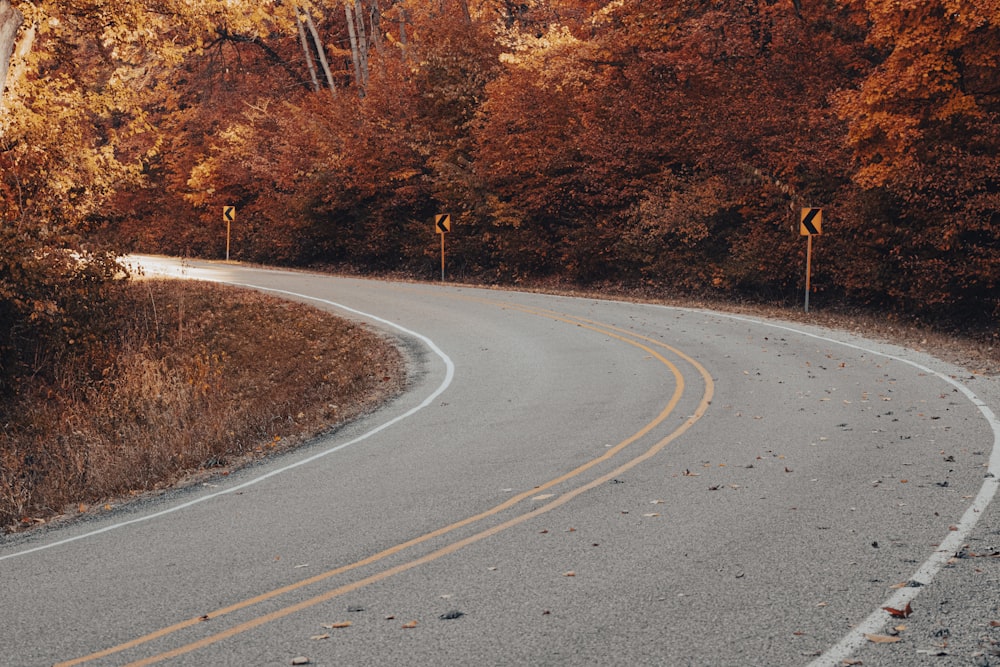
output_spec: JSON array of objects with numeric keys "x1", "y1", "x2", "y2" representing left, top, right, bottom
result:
[{"x1": 0, "y1": 279, "x2": 404, "y2": 532}]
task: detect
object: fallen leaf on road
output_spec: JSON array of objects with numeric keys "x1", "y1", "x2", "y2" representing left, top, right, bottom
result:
[
  {"x1": 865, "y1": 633, "x2": 901, "y2": 643},
  {"x1": 990, "y1": 620, "x2": 1000, "y2": 628},
  {"x1": 310, "y1": 634, "x2": 330, "y2": 641},
  {"x1": 402, "y1": 620, "x2": 418, "y2": 629},
  {"x1": 321, "y1": 621, "x2": 352, "y2": 629},
  {"x1": 883, "y1": 602, "x2": 912, "y2": 618},
  {"x1": 291, "y1": 658, "x2": 311, "y2": 665},
  {"x1": 683, "y1": 469, "x2": 700, "y2": 477},
  {"x1": 440, "y1": 610, "x2": 464, "y2": 620},
  {"x1": 563, "y1": 571, "x2": 576, "y2": 577}
]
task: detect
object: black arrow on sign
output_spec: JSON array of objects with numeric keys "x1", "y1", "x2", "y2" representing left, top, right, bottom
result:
[
  {"x1": 436, "y1": 214, "x2": 450, "y2": 233},
  {"x1": 223, "y1": 206, "x2": 236, "y2": 222},
  {"x1": 801, "y1": 208, "x2": 821, "y2": 235}
]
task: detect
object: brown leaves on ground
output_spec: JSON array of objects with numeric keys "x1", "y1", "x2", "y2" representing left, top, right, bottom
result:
[{"x1": 883, "y1": 602, "x2": 913, "y2": 618}]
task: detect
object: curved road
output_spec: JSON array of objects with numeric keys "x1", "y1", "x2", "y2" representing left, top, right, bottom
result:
[{"x1": 2, "y1": 258, "x2": 998, "y2": 666}]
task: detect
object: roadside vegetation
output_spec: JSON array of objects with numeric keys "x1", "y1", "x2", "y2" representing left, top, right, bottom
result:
[{"x1": 0, "y1": 278, "x2": 404, "y2": 532}]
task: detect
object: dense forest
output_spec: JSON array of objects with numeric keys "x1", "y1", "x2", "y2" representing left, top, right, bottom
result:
[{"x1": 1, "y1": 0, "x2": 998, "y2": 392}]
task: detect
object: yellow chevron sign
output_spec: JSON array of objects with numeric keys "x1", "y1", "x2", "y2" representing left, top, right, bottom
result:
[{"x1": 800, "y1": 208, "x2": 822, "y2": 235}]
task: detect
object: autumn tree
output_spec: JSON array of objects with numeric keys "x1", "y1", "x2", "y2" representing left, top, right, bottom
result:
[{"x1": 834, "y1": 0, "x2": 1000, "y2": 322}]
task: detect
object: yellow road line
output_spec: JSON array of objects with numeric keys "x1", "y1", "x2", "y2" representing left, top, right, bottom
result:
[{"x1": 60, "y1": 302, "x2": 712, "y2": 667}]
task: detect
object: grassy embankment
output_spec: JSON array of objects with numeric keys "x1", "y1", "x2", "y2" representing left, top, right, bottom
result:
[{"x1": 0, "y1": 279, "x2": 404, "y2": 532}]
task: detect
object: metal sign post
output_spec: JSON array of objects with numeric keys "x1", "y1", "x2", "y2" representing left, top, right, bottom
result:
[
  {"x1": 800, "y1": 208, "x2": 823, "y2": 313},
  {"x1": 435, "y1": 214, "x2": 451, "y2": 281},
  {"x1": 223, "y1": 206, "x2": 236, "y2": 261}
]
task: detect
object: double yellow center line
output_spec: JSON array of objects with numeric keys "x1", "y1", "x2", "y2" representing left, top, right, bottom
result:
[{"x1": 59, "y1": 299, "x2": 714, "y2": 667}]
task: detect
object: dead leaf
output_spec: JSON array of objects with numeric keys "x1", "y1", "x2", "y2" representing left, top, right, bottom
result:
[
  {"x1": 842, "y1": 660, "x2": 863, "y2": 666},
  {"x1": 990, "y1": 620, "x2": 1000, "y2": 628},
  {"x1": 883, "y1": 602, "x2": 912, "y2": 618},
  {"x1": 321, "y1": 621, "x2": 352, "y2": 629},
  {"x1": 402, "y1": 620, "x2": 418, "y2": 629},
  {"x1": 683, "y1": 469, "x2": 700, "y2": 477},
  {"x1": 291, "y1": 658, "x2": 311, "y2": 666},
  {"x1": 865, "y1": 633, "x2": 902, "y2": 643},
  {"x1": 564, "y1": 571, "x2": 576, "y2": 577},
  {"x1": 310, "y1": 634, "x2": 330, "y2": 641},
  {"x1": 894, "y1": 625, "x2": 907, "y2": 632}
]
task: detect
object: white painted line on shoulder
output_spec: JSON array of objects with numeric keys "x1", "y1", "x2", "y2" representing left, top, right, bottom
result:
[{"x1": 663, "y1": 307, "x2": 1000, "y2": 667}]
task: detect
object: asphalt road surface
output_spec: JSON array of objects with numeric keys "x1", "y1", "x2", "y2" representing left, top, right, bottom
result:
[{"x1": 2, "y1": 258, "x2": 998, "y2": 667}]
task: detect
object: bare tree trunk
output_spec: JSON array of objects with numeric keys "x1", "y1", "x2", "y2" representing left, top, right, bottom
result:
[
  {"x1": 296, "y1": 13, "x2": 321, "y2": 92},
  {"x1": 344, "y1": 1, "x2": 363, "y2": 93},
  {"x1": 368, "y1": 0, "x2": 382, "y2": 52},
  {"x1": 352, "y1": 0, "x2": 370, "y2": 87},
  {"x1": 0, "y1": 0, "x2": 23, "y2": 103},
  {"x1": 398, "y1": 4, "x2": 407, "y2": 48},
  {"x1": 303, "y1": 12, "x2": 337, "y2": 97},
  {"x1": 456, "y1": 0, "x2": 471, "y2": 24}
]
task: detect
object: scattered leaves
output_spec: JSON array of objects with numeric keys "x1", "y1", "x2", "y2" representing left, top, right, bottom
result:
[{"x1": 883, "y1": 602, "x2": 912, "y2": 618}]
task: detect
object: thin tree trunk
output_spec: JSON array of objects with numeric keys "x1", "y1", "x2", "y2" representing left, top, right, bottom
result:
[
  {"x1": 344, "y1": 1, "x2": 363, "y2": 92},
  {"x1": 353, "y1": 0, "x2": 369, "y2": 87},
  {"x1": 368, "y1": 0, "x2": 382, "y2": 52},
  {"x1": 0, "y1": 0, "x2": 23, "y2": 104},
  {"x1": 304, "y1": 12, "x2": 337, "y2": 97},
  {"x1": 296, "y1": 13, "x2": 321, "y2": 92},
  {"x1": 456, "y1": 0, "x2": 471, "y2": 24},
  {"x1": 398, "y1": 4, "x2": 407, "y2": 48}
]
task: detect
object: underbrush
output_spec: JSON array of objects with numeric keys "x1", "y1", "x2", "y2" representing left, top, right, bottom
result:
[{"x1": 0, "y1": 279, "x2": 404, "y2": 531}]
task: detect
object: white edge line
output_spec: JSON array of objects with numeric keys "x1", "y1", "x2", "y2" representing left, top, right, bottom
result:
[
  {"x1": 661, "y1": 307, "x2": 1000, "y2": 666},
  {"x1": 0, "y1": 271, "x2": 455, "y2": 563}
]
